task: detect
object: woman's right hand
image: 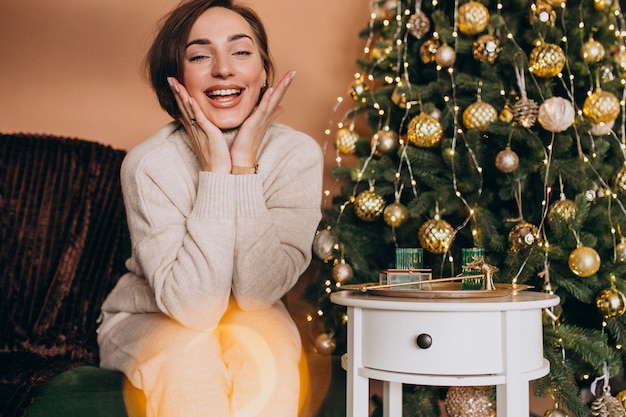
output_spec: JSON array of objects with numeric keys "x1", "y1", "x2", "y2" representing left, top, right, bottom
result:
[{"x1": 167, "y1": 77, "x2": 231, "y2": 173}]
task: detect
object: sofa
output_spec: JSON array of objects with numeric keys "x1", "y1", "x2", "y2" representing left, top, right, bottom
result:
[{"x1": 0, "y1": 132, "x2": 345, "y2": 417}]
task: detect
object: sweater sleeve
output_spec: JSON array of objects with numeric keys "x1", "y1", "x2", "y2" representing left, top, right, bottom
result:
[
  {"x1": 231, "y1": 131, "x2": 323, "y2": 310},
  {"x1": 121, "y1": 144, "x2": 236, "y2": 331}
]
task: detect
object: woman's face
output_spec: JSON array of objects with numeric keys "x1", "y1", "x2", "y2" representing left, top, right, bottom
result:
[{"x1": 183, "y1": 7, "x2": 266, "y2": 130}]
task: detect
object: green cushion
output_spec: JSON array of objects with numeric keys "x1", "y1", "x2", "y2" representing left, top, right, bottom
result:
[{"x1": 26, "y1": 366, "x2": 129, "y2": 417}]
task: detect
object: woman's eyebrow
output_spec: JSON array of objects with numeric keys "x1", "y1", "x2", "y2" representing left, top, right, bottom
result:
[{"x1": 186, "y1": 33, "x2": 253, "y2": 48}]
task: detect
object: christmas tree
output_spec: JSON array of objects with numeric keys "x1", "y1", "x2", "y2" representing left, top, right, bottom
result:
[{"x1": 306, "y1": 0, "x2": 626, "y2": 415}]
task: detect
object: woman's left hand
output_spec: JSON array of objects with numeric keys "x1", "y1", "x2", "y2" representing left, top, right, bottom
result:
[{"x1": 229, "y1": 71, "x2": 296, "y2": 167}]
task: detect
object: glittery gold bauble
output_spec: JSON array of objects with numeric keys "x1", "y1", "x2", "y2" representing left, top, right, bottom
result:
[
  {"x1": 583, "y1": 89, "x2": 621, "y2": 124},
  {"x1": 445, "y1": 386, "x2": 495, "y2": 417},
  {"x1": 407, "y1": 113, "x2": 443, "y2": 147},
  {"x1": 529, "y1": 43, "x2": 566, "y2": 78},
  {"x1": 530, "y1": 3, "x2": 556, "y2": 26},
  {"x1": 334, "y1": 128, "x2": 359, "y2": 155},
  {"x1": 407, "y1": 10, "x2": 430, "y2": 39},
  {"x1": 332, "y1": 261, "x2": 354, "y2": 282},
  {"x1": 568, "y1": 246, "x2": 601, "y2": 277},
  {"x1": 314, "y1": 333, "x2": 336, "y2": 355},
  {"x1": 312, "y1": 229, "x2": 337, "y2": 261},
  {"x1": 349, "y1": 78, "x2": 369, "y2": 101},
  {"x1": 548, "y1": 198, "x2": 577, "y2": 222},
  {"x1": 457, "y1": 1, "x2": 490, "y2": 35},
  {"x1": 463, "y1": 100, "x2": 498, "y2": 131},
  {"x1": 354, "y1": 189, "x2": 385, "y2": 221},
  {"x1": 538, "y1": 97, "x2": 575, "y2": 132},
  {"x1": 420, "y1": 38, "x2": 440, "y2": 63},
  {"x1": 513, "y1": 97, "x2": 539, "y2": 128},
  {"x1": 613, "y1": 165, "x2": 626, "y2": 193},
  {"x1": 594, "y1": 0, "x2": 614, "y2": 11},
  {"x1": 371, "y1": 129, "x2": 400, "y2": 156},
  {"x1": 596, "y1": 287, "x2": 626, "y2": 318},
  {"x1": 508, "y1": 221, "x2": 539, "y2": 252},
  {"x1": 383, "y1": 201, "x2": 409, "y2": 227},
  {"x1": 590, "y1": 388, "x2": 625, "y2": 417},
  {"x1": 418, "y1": 216, "x2": 455, "y2": 254},
  {"x1": 473, "y1": 34, "x2": 500, "y2": 63},
  {"x1": 495, "y1": 148, "x2": 519, "y2": 173},
  {"x1": 581, "y1": 37, "x2": 606, "y2": 64},
  {"x1": 435, "y1": 43, "x2": 457, "y2": 68}
]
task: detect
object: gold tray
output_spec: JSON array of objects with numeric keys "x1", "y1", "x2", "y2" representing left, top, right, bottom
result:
[{"x1": 340, "y1": 282, "x2": 532, "y2": 299}]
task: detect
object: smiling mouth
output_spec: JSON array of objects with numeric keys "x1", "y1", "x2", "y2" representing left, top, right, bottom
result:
[{"x1": 207, "y1": 88, "x2": 242, "y2": 102}]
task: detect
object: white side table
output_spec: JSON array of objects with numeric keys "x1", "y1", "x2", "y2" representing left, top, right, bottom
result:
[{"x1": 330, "y1": 290, "x2": 560, "y2": 417}]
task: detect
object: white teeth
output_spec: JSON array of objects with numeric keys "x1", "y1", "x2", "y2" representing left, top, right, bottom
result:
[{"x1": 209, "y1": 89, "x2": 240, "y2": 97}]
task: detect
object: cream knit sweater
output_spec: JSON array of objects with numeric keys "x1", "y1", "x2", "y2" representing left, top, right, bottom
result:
[{"x1": 100, "y1": 121, "x2": 323, "y2": 332}]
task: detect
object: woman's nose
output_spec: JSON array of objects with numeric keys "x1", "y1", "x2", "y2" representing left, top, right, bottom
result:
[{"x1": 212, "y1": 52, "x2": 234, "y2": 78}]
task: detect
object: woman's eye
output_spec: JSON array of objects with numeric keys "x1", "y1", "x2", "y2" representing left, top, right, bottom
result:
[
  {"x1": 234, "y1": 50, "x2": 252, "y2": 57},
  {"x1": 189, "y1": 55, "x2": 209, "y2": 62}
]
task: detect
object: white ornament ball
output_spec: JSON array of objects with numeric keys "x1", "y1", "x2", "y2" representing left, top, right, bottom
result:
[
  {"x1": 495, "y1": 148, "x2": 519, "y2": 173},
  {"x1": 590, "y1": 119, "x2": 615, "y2": 136},
  {"x1": 312, "y1": 230, "x2": 337, "y2": 261},
  {"x1": 314, "y1": 333, "x2": 337, "y2": 355},
  {"x1": 538, "y1": 97, "x2": 575, "y2": 132}
]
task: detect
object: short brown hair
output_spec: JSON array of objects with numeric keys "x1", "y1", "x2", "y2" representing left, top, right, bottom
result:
[{"x1": 145, "y1": 0, "x2": 275, "y2": 119}]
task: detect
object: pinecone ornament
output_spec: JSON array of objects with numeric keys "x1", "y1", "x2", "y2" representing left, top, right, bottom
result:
[{"x1": 590, "y1": 388, "x2": 625, "y2": 417}]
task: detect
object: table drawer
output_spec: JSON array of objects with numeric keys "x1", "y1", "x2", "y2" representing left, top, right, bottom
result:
[{"x1": 361, "y1": 309, "x2": 502, "y2": 375}]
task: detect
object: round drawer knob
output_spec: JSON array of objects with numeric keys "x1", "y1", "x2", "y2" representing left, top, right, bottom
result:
[{"x1": 416, "y1": 333, "x2": 432, "y2": 349}]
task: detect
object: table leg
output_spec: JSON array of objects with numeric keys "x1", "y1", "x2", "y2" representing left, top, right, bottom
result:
[
  {"x1": 346, "y1": 307, "x2": 370, "y2": 417},
  {"x1": 383, "y1": 381, "x2": 403, "y2": 417}
]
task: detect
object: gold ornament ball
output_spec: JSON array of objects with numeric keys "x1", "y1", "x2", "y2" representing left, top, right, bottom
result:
[
  {"x1": 508, "y1": 221, "x2": 539, "y2": 252},
  {"x1": 457, "y1": 1, "x2": 490, "y2": 35},
  {"x1": 334, "y1": 128, "x2": 359, "y2": 155},
  {"x1": 354, "y1": 189, "x2": 385, "y2": 221},
  {"x1": 616, "y1": 239, "x2": 626, "y2": 262},
  {"x1": 383, "y1": 202, "x2": 409, "y2": 228},
  {"x1": 312, "y1": 229, "x2": 337, "y2": 261},
  {"x1": 529, "y1": 43, "x2": 566, "y2": 78},
  {"x1": 349, "y1": 78, "x2": 369, "y2": 101},
  {"x1": 473, "y1": 34, "x2": 500, "y2": 63},
  {"x1": 420, "y1": 38, "x2": 440, "y2": 63},
  {"x1": 435, "y1": 43, "x2": 457, "y2": 68},
  {"x1": 445, "y1": 386, "x2": 495, "y2": 417},
  {"x1": 596, "y1": 287, "x2": 626, "y2": 318},
  {"x1": 543, "y1": 408, "x2": 569, "y2": 417},
  {"x1": 495, "y1": 148, "x2": 519, "y2": 173},
  {"x1": 463, "y1": 101, "x2": 498, "y2": 131},
  {"x1": 314, "y1": 333, "x2": 337, "y2": 355},
  {"x1": 407, "y1": 10, "x2": 430, "y2": 39},
  {"x1": 418, "y1": 217, "x2": 455, "y2": 254},
  {"x1": 594, "y1": 0, "x2": 614, "y2": 11},
  {"x1": 513, "y1": 97, "x2": 539, "y2": 128},
  {"x1": 371, "y1": 129, "x2": 400, "y2": 156},
  {"x1": 530, "y1": 3, "x2": 556, "y2": 26},
  {"x1": 568, "y1": 246, "x2": 601, "y2": 277},
  {"x1": 538, "y1": 97, "x2": 575, "y2": 132},
  {"x1": 331, "y1": 261, "x2": 354, "y2": 282},
  {"x1": 613, "y1": 165, "x2": 626, "y2": 193},
  {"x1": 581, "y1": 37, "x2": 605, "y2": 64},
  {"x1": 583, "y1": 89, "x2": 621, "y2": 124},
  {"x1": 548, "y1": 198, "x2": 577, "y2": 222},
  {"x1": 407, "y1": 113, "x2": 443, "y2": 147}
]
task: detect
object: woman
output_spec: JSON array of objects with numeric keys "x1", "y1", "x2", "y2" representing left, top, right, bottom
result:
[{"x1": 96, "y1": 1, "x2": 323, "y2": 416}]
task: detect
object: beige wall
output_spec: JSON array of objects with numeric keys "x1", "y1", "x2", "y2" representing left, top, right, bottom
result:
[{"x1": 0, "y1": 0, "x2": 367, "y2": 155}]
